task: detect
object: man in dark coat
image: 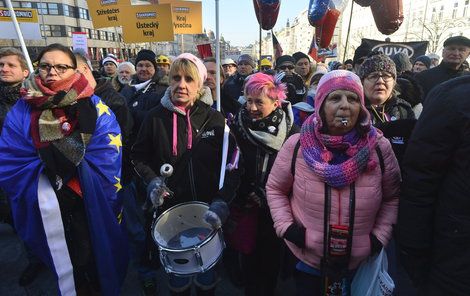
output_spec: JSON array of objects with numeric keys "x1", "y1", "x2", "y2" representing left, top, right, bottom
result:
[
  {"x1": 398, "y1": 75, "x2": 470, "y2": 296},
  {"x1": 415, "y1": 36, "x2": 470, "y2": 102},
  {"x1": 221, "y1": 54, "x2": 254, "y2": 115}
]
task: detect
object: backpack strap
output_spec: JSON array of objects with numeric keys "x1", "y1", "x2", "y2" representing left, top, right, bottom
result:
[
  {"x1": 290, "y1": 139, "x2": 301, "y2": 177},
  {"x1": 375, "y1": 145, "x2": 385, "y2": 175}
]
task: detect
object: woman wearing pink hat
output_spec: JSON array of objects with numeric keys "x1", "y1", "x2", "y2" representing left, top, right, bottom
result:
[
  {"x1": 266, "y1": 70, "x2": 400, "y2": 295},
  {"x1": 132, "y1": 53, "x2": 240, "y2": 295}
]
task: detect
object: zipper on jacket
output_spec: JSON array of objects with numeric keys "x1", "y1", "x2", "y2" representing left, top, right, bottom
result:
[{"x1": 188, "y1": 158, "x2": 197, "y2": 200}]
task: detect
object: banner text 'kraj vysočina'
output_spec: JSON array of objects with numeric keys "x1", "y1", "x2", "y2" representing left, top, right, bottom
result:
[
  {"x1": 159, "y1": 0, "x2": 203, "y2": 34},
  {"x1": 0, "y1": 7, "x2": 42, "y2": 40}
]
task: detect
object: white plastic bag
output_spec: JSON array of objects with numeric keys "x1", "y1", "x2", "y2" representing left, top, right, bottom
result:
[{"x1": 351, "y1": 248, "x2": 395, "y2": 296}]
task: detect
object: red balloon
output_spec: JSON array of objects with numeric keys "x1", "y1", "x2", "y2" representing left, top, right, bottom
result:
[
  {"x1": 253, "y1": 0, "x2": 281, "y2": 30},
  {"x1": 319, "y1": 8, "x2": 340, "y2": 48},
  {"x1": 371, "y1": 0, "x2": 404, "y2": 35}
]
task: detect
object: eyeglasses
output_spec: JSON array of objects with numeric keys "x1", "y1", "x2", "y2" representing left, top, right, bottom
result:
[
  {"x1": 365, "y1": 72, "x2": 394, "y2": 82},
  {"x1": 38, "y1": 63, "x2": 74, "y2": 74},
  {"x1": 279, "y1": 65, "x2": 295, "y2": 70},
  {"x1": 156, "y1": 58, "x2": 169, "y2": 64}
]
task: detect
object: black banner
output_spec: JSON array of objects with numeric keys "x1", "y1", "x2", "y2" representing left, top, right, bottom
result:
[{"x1": 361, "y1": 38, "x2": 428, "y2": 61}]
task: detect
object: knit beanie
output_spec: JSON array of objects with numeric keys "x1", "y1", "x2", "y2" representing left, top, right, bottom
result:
[
  {"x1": 392, "y1": 52, "x2": 412, "y2": 73},
  {"x1": 102, "y1": 56, "x2": 118, "y2": 67},
  {"x1": 292, "y1": 52, "x2": 310, "y2": 63},
  {"x1": 315, "y1": 70, "x2": 370, "y2": 130},
  {"x1": 135, "y1": 49, "x2": 157, "y2": 69},
  {"x1": 414, "y1": 55, "x2": 431, "y2": 69},
  {"x1": 276, "y1": 55, "x2": 295, "y2": 68},
  {"x1": 359, "y1": 54, "x2": 397, "y2": 80},
  {"x1": 238, "y1": 54, "x2": 255, "y2": 67},
  {"x1": 173, "y1": 53, "x2": 207, "y2": 86}
]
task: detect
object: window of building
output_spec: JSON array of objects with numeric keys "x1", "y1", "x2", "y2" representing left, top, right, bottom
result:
[
  {"x1": 99, "y1": 30, "x2": 107, "y2": 41},
  {"x1": 21, "y1": 2, "x2": 32, "y2": 8},
  {"x1": 36, "y1": 2, "x2": 48, "y2": 15},
  {"x1": 465, "y1": 0, "x2": 469, "y2": 17},
  {"x1": 90, "y1": 29, "x2": 98, "y2": 40},
  {"x1": 48, "y1": 3, "x2": 59, "y2": 15},
  {"x1": 78, "y1": 8, "x2": 89, "y2": 20},
  {"x1": 439, "y1": 5, "x2": 444, "y2": 20},
  {"x1": 10, "y1": 1, "x2": 20, "y2": 7},
  {"x1": 431, "y1": 7, "x2": 436, "y2": 21}
]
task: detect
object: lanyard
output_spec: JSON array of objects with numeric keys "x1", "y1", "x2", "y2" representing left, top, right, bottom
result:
[{"x1": 371, "y1": 105, "x2": 389, "y2": 123}]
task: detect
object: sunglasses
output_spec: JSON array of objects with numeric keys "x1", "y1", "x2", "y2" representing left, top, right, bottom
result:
[
  {"x1": 279, "y1": 65, "x2": 295, "y2": 70},
  {"x1": 38, "y1": 63, "x2": 74, "y2": 74}
]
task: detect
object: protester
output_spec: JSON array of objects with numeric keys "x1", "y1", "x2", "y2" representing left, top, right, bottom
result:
[
  {"x1": 412, "y1": 55, "x2": 431, "y2": 73},
  {"x1": 0, "y1": 47, "x2": 43, "y2": 286},
  {"x1": 352, "y1": 43, "x2": 371, "y2": 73},
  {"x1": 359, "y1": 54, "x2": 415, "y2": 165},
  {"x1": 392, "y1": 52, "x2": 413, "y2": 75},
  {"x1": 396, "y1": 73, "x2": 424, "y2": 118},
  {"x1": 266, "y1": 70, "x2": 400, "y2": 296},
  {"x1": 416, "y1": 36, "x2": 470, "y2": 101},
  {"x1": 131, "y1": 53, "x2": 240, "y2": 296},
  {"x1": 259, "y1": 58, "x2": 273, "y2": 73},
  {"x1": 0, "y1": 43, "x2": 128, "y2": 295},
  {"x1": 426, "y1": 53, "x2": 440, "y2": 68},
  {"x1": 116, "y1": 61, "x2": 136, "y2": 92},
  {"x1": 228, "y1": 72, "x2": 297, "y2": 296},
  {"x1": 398, "y1": 75, "x2": 470, "y2": 296},
  {"x1": 156, "y1": 54, "x2": 171, "y2": 76},
  {"x1": 222, "y1": 58, "x2": 237, "y2": 76},
  {"x1": 276, "y1": 55, "x2": 306, "y2": 105},
  {"x1": 293, "y1": 51, "x2": 316, "y2": 87},
  {"x1": 102, "y1": 54, "x2": 119, "y2": 78},
  {"x1": 222, "y1": 54, "x2": 254, "y2": 115},
  {"x1": 121, "y1": 49, "x2": 167, "y2": 141},
  {"x1": 344, "y1": 59, "x2": 354, "y2": 71},
  {"x1": 203, "y1": 57, "x2": 228, "y2": 111}
]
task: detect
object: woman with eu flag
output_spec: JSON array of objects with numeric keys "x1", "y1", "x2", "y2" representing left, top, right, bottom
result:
[{"x1": 0, "y1": 43, "x2": 128, "y2": 295}]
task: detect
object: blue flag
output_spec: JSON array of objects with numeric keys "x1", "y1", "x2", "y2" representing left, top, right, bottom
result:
[{"x1": 0, "y1": 95, "x2": 128, "y2": 295}]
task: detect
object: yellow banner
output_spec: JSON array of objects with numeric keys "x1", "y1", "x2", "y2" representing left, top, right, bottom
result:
[
  {"x1": 121, "y1": 3, "x2": 175, "y2": 43},
  {"x1": 87, "y1": 0, "x2": 127, "y2": 29},
  {"x1": 167, "y1": 1, "x2": 202, "y2": 34},
  {"x1": 0, "y1": 8, "x2": 38, "y2": 23}
]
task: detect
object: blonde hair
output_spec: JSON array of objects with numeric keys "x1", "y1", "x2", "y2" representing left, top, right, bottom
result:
[{"x1": 169, "y1": 58, "x2": 202, "y2": 89}]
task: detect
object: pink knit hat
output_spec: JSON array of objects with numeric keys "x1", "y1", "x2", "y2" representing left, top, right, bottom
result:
[
  {"x1": 314, "y1": 70, "x2": 371, "y2": 130},
  {"x1": 173, "y1": 53, "x2": 207, "y2": 86}
]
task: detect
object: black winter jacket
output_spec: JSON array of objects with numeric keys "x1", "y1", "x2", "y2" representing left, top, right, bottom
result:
[
  {"x1": 121, "y1": 78, "x2": 167, "y2": 142},
  {"x1": 94, "y1": 78, "x2": 134, "y2": 185},
  {"x1": 221, "y1": 72, "x2": 248, "y2": 115},
  {"x1": 398, "y1": 75, "x2": 470, "y2": 295},
  {"x1": 131, "y1": 89, "x2": 240, "y2": 211},
  {"x1": 415, "y1": 62, "x2": 467, "y2": 103},
  {"x1": 230, "y1": 103, "x2": 299, "y2": 208},
  {"x1": 0, "y1": 82, "x2": 21, "y2": 133}
]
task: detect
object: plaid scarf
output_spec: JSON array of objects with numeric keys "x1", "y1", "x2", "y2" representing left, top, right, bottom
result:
[
  {"x1": 300, "y1": 114, "x2": 378, "y2": 188},
  {"x1": 24, "y1": 73, "x2": 94, "y2": 146}
]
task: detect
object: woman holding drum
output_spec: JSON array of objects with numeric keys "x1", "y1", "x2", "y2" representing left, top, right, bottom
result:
[
  {"x1": 266, "y1": 70, "x2": 400, "y2": 295},
  {"x1": 229, "y1": 72, "x2": 298, "y2": 295},
  {"x1": 131, "y1": 53, "x2": 240, "y2": 296}
]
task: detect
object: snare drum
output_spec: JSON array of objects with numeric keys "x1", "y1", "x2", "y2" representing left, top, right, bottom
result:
[{"x1": 152, "y1": 201, "x2": 225, "y2": 276}]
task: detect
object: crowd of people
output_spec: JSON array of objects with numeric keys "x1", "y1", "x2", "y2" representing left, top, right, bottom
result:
[{"x1": 0, "y1": 34, "x2": 469, "y2": 296}]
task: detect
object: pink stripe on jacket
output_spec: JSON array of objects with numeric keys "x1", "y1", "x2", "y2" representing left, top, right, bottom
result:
[{"x1": 266, "y1": 133, "x2": 400, "y2": 270}]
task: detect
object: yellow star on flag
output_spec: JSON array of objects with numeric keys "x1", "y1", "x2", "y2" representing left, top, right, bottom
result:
[
  {"x1": 114, "y1": 176, "x2": 122, "y2": 192},
  {"x1": 96, "y1": 100, "x2": 111, "y2": 117},
  {"x1": 108, "y1": 133, "x2": 122, "y2": 152}
]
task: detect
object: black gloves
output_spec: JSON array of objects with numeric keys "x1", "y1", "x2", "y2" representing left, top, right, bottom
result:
[{"x1": 284, "y1": 223, "x2": 306, "y2": 248}]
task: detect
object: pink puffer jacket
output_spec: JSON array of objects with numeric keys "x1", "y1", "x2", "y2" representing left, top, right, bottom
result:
[{"x1": 266, "y1": 133, "x2": 400, "y2": 270}]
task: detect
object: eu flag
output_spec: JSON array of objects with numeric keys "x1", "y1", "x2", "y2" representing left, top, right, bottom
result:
[{"x1": 0, "y1": 95, "x2": 128, "y2": 296}]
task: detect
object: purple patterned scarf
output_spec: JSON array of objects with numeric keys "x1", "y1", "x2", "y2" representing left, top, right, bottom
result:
[{"x1": 300, "y1": 114, "x2": 378, "y2": 188}]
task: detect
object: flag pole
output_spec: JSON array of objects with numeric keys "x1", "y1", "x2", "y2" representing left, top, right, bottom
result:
[
  {"x1": 259, "y1": 25, "x2": 262, "y2": 64},
  {"x1": 342, "y1": 0, "x2": 354, "y2": 62},
  {"x1": 215, "y1": 0, "x2": 221, "y2": 112},
  {"x1": 6, "y1": 0, "x2": 33, "y2": 73}
]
